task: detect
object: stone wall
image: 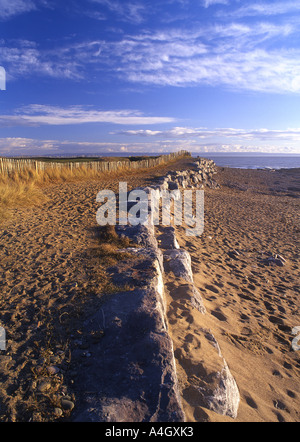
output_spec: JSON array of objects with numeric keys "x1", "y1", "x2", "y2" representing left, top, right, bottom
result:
[
  {"x1": 156, "y1": 157, "x2": 220, "y2": 191},
  {"x1": 72, "y1": 158, "x2": 240, "y2": 422}
]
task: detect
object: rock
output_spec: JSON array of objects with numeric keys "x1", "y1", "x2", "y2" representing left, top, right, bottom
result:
[
  {"x1": 228, "y1": 250, "x2": 241, "y2": 259},
  {"x1": 205, "y1": 360, "x2": 240, "y2": 419},
  {"x1": 54, "y1": 408, "x2": 63, "y2": 417},
  {"x1": 72, "y1": 165, "x2": 237, "y2": 423},
  {"x1": 177, "y1": 176, "x2": 185, "y2": 186},
  {"x1": 161, "y1": 223, "x2": 239, "y2": 418},
  {"x1": 72, "y1": 244, "x2": 185, "y2": 422},
  {"x1": 264, "y1": 255, "x2": 286, "y2": 267},
  {"x1": 47, "y1": 366, "x2": 60, "y2": 375},
  {"x1": 115, "y1": 224, "x2": 157, "y2": 249},
  {"x1": 191, "y1": 286, "x2": 207, "y2": 315},
  {"x1": 61, "y1": 399, "x2": 75, "y2": 411},
  {"x1": 274, "y1": 258, "x2": 285, "y2": 267},
  {"x1": 292, "y1": 327, "x2": 300, "y2": 352},
  {"x1": 157, "y1": 227, "x2": 180, "y2": 250},
  {"x1": 157, "y1": 179, "x2": 169, "y2": 191},
  {"x1": 276, "y1": 254, "x2": 286, "y2": 263},
  {"x1": 177, "y1": 329, "x2": 240, "y2": 419},
  {"x1": 163, "y1": 249, "x2": 194, "y2": 283},
  {"x1": 37, "y1": 379, "x2": 52, "y2": 393},
  {"x1": 163, "y1": 249, "x2": 206, "y2": 315},
  {"x1": 168, "y1": 181, "x2": 179, "y2": 191}
]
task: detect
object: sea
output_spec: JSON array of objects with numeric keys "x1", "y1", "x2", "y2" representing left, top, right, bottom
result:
[
  {"x1": 101, "y1": 152, "x2": 300, "y2": 170},
  {"x1": 191, "y1": 153, "x2": 300, "y2": 170}
]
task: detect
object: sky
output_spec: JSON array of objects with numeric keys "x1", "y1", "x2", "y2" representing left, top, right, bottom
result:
[{"x1": 0, "y1": 0, "x2": 300, "y2": 156}]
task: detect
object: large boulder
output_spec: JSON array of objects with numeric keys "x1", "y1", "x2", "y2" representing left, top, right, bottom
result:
[{"x1": 72, "y1": 247, "x2": 185, "y2": 422}]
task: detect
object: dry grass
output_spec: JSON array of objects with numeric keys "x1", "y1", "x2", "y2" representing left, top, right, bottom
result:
[
  {"x1": 0, "y1": 165, "x2": 135, "y2": 222},
  {"x1": 1, "y1": 164, "x2": 132, "y2": 185},
  {"x1": 0, "y1": 180, "x2": 46, "y2": 221},
  {"x1": 0, "y1": 154, "x2": 188, "y2": 222},
  {"x1": 96, "y1": 225, "x2": 134, "y2": 267}
]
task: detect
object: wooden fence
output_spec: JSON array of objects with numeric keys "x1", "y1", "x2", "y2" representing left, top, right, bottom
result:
[{"x1": 0, "y1": 151, "x2": 191, "y2": 176}]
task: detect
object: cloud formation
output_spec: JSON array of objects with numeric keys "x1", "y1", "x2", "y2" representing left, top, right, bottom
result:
[
  {"x1": 2, "y1": 15, "x2": 299, "y2": 94},
  {"x1": 104, "y1": 24, "x2": 300, "y2": 93},
  {"x1": 0, "y1": 105, "x2": 175, "y2": 126},
  {"x1": 227, "y1": 1, "x2": 300, "y2": 18},
  {"x1": 0, "y1": 136, "x2": 298, "y2": 156},
  {"x1": 202, "y1": 0, "x2": 229, "y2": 7},
  {"x1": 115, "y1": 126, "x2": 300, "y2": 142},
  {"x1": 0, "y1": 0, "x2": 48, "y2": 20},
  {"x1": 90, "y1": 0, "x2": 147, "y2": 23}
]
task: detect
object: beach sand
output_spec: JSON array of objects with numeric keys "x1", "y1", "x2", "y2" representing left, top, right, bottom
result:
[
  {"x1": 0, "y1": 158, "x2": 192, "y2": 422},
  {"x1": 166, "y1": 166, "x2": 300, "y2": 422},
  {"x1": 0, "y1": 161, "x2": 299, "y2": 422}
]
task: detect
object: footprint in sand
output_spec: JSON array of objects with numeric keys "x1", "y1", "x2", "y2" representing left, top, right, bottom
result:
[
  {"x1": 211, "y1": 309, "x2": 227, "y2": 322},
  {"x1": 240, "y1": 313, "x2": 250, "y2": 321},
  {"x1": 245, "y1": 395, "x2": 258, "y2": 410},
  {"x1": 264, "y1": 301, "x2": 275, "y2": 313},
  {"x1": 287, "y1": 390, "x2": 297, "y2": 399},
  {"x1": 247, "y1": 283, "x2": 257, "y2": 291},
  {"x1": 205, "y1": 284, "x2": 220, "y2": 294},
  {"x1": 274, "y1": 411, "x2": 285, "y2": 422},
  {"x1": 183, "y1": 333, "x2": 202, "y2": 352}
]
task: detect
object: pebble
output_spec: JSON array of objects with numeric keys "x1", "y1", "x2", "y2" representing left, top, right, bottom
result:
[
  {"x1": 61, "y1": 399, "x2": 75, "y2": 411},
  {"x1": 47, "y1": 365, "x2": 60, "y2": 375},
  {"x1": 54, "y1": 408, "x2": 63, "y2": 418},
  {"x1": 38, "y1": 379, "x2": 52, "y2": 393},
  {"x1": 265, "y1": 255, "x2": 286, "y2": 267},
  {"x1": 274, "y1": 258, "x2": 285, "y2": 267},
  {"x1": 230, "y1": 249, "x2": 240, "y2": 256},
  {"x1": 276, "y1": 254, "x2": 286, "y2": 263}
]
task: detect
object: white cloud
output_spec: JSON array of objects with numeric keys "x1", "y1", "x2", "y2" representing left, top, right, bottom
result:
[
  {"x1": 116, "y1": 126, "x2": 300, "y2": 143},
  {"x1": 89, "y1": 0, "x2": 147, "y2": 23},
  {"x1": 1, "y1": 3, "x2": 300, "y2": 94},
  {"x1": 0, "y1": 105, "x2": 175, "y2": 126},
  {"x1": 0, "y1": 0, "x2": 35, "y2": 19},
  {"x1": 202, "y1": 0, "x2": 229, "y2": 7},
  {"x1": 0, "y1": 136, "x2": 299, "y2": 156},
  {"x1": 0, "y1": 137, "x2": 59, "y2": 154},
  {"x1": 228, "y1": 1, "x2": 300, "y2": 18},
  {"x1": 89, "y1": 24, "x2": 300, "y2": 93},
  {"x1": 0, "y1": 0, "x2": 48, "y2": 20},
  {"x1": 0, "y1": 137, "x2": 182, "y2": 155},
  {"x1": 0, "y1": 40, "x2": 83, "y2": 81}
]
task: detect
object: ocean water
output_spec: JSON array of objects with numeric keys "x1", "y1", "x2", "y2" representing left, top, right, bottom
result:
[
  {"x1": 102, "y1": 152, "x2": 300, "y2": 170},
  {"x1": 192, "y1": 154, "x2": 300, "y2": 170}
]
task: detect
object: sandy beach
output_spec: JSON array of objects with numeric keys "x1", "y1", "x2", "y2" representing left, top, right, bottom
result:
[
  {"x1": 168, "y1": 166, "x2": 300, "y2": 422},
  {"x1": 0, "y1": 160, "x2": 299, "y2": 422}
]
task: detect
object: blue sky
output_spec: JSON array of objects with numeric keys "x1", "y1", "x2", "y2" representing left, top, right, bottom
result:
[{"x1": 0, "y1": 0, "x2": 300, "y2": 156}]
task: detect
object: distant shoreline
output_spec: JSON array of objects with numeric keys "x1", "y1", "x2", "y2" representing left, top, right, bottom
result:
[{"x1": 2, "y1": 151, "x2": 300, "y2": 170}]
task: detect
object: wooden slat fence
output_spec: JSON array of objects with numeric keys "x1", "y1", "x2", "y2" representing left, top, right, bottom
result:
[{"x1": 0, "y1": 151, "x2": 190, "y2": 176}]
